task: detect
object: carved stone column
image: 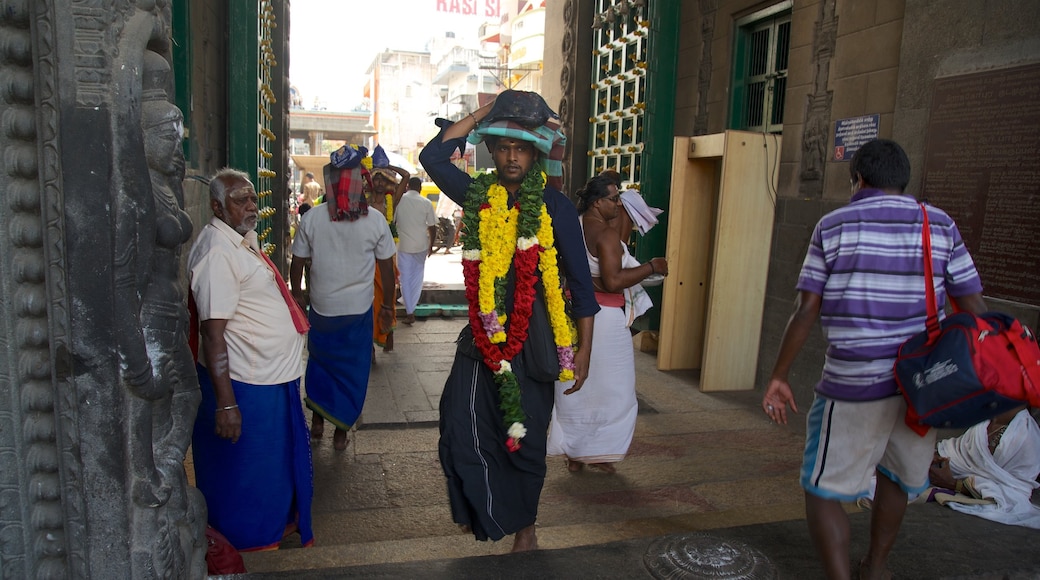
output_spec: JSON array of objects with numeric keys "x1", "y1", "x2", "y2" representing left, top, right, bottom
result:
[
  {"x1": 556, "y1": 0, "x2": 595, "y2": 196},
  {"x1": 799, "y1": 0, "x2": 838, "y2": 198},
  {"x1": 693, "y1": 0, "x2": 718, "y2": 136},
  {"x1": 0, "y1": 1, "x2": 205, "y2": 577}
]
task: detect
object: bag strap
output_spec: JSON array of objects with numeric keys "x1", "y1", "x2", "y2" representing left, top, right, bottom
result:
[
  {"x1": 919, "y1": 203, "x2": 941, "y2": 341},
  {"x1": 1006, "y1": 325, "x2": 1040, "y2": 406}
]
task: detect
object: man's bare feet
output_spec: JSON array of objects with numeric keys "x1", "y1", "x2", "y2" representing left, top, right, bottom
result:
[
  {"x1": 567, "y1": 459, "x2": 583, "y2": 472},
  {"x1": 333, "y1": 428, "x2": 349, "y2": 450},
  {"x1": 310, "y1": 414, "x2": 324, "y2": 440},
  {"x1": 859, "y1": 558, "x2": 892, "y2": 580},
  {"x1": 403, "y1": 313, "x2": 416, "y2": 325},
  {"x1": 511, "y1": 524, "x2": 538, "y2": 552}
]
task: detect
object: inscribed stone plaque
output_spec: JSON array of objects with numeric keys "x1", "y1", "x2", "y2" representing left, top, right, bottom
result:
[{"x1": 921, "y1": 63, "x2": 1040, "y2": 306}]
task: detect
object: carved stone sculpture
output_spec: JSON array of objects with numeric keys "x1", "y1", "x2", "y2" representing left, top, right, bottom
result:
[
  {"x1": 136, "y1": 48, "x2": 207, "y2": 579},
  {"x1": 0, "y1": 1, "x2": 205, "y2": 577},
  {"x1": 799, "y1": 0, "x2": 838, "y2": 196}
]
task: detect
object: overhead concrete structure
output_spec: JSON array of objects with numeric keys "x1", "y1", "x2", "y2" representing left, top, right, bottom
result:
[{"x1": 289, "y1": 110, "x2": 376, "y2": 155}]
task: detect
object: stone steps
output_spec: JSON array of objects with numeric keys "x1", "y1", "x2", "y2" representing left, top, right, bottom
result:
[{"x1": 239, "y1": 502, "x2": 808, "y2": 575}]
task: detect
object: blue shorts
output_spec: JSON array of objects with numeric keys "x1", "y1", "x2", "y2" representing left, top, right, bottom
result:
[{"x1": 801, "y1": 394, "x2": 936, "y2": 502}]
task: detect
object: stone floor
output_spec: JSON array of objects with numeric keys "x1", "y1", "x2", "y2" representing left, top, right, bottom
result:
[{"x1": 209, "y1": 251, "x2": 1040, "y2": 579}]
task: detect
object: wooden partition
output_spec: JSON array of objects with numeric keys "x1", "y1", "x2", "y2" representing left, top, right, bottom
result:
[{"x1": 657, "y1": 131, "x2": 780, "y2": 392}]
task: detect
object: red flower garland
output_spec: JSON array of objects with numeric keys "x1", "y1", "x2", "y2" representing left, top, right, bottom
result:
[{"x1": 462, "y1": 242, "x2": 541, "y2": 372}]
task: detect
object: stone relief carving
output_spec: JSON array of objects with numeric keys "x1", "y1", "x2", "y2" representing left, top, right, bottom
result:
[
  {"x1": 799, "y1": 0, "x2": 838, "y2": 196},
  {"x1": 694, "y1": 0, "x2": 717, "y2": 135},
  {"x1": 135, "y1": 49, "x2": 206, "y2": 579},
  {"x1": 0, "y1": 1, "x2": 204, "y2": 577},
  {"x1": 0, "y1": 2, "x2": 86, "y2": 578},
  {"x1": 559, "y1": 0, "x2": 576, "y2": 130}
]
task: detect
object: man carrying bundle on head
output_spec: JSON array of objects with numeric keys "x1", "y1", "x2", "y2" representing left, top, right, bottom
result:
[
  {"x1": 291, "y1": 151, "x2": 397, "y2": 451},
  {"x1": 419, "y1": 91, "x2": 599, "y2": 551}
]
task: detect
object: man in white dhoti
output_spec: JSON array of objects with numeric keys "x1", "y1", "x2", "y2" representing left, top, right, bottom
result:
[
  {"x1": 393, "y1": 177, "x2": 436, "y2": 325},
  {"x1": 547, "y1": 174, "x2": 665, "y2": 474},
  {"x1": 928, "y1": 406, "x2": 1040, "y2": 529}
]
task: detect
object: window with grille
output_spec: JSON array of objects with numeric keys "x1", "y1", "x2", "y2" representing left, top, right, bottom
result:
[
  {"x1": 588, "y1": 0, "x2": 650, "y2": 187},
  {"x1": 730, "y1": 3, "x2": 791, "y2": 134}
]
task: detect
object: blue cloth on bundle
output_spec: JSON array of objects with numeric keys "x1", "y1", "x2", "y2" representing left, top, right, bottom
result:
[
  {"x1": 304, "y1": 307, "x2": 374, "y2": 430},
  {"x1": 192, "y1": 365, "x2": 314, "y2": 551}
]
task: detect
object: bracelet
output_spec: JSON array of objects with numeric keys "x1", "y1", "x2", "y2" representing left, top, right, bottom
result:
[
  {"x1": 469, "y1": 112, "x2": 478, "y2": 125},
  {"x1": 216, "y1": 404, "x2": 238, "y2": 412},
  {"x1": 648, "y1": 261, "x2": 656, "y2": 275}
]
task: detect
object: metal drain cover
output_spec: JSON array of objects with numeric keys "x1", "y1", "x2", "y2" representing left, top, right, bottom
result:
[{"x1": 643, "y1": 533, "x2": 778, "y2": 579}]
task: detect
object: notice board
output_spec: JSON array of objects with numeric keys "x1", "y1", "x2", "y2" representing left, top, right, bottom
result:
[{"x1": 920, "y1": 63, "x2": 1040, "y2": 306}]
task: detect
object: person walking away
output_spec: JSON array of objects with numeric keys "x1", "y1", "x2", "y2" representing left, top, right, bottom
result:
[
  {"x1": 394, "y1": 176, "x2": 437, "y2": 325},
  {"x1": 299, "y1": 172, "x2": 322, "y2": 207},
  {"x1": 291, "y1": 161, "x2": 396, "y2": 451},
  {"x1": 547, "y1": 175, "x2": 666, "y2": 474},
  {"x1": 761, "y1": 139, "x2": 987, "y2": 579},
  {"x1": 368, "y1": 165, "x2": 409, "y2": 352},
  {"x1": 188, "y1": 168, "x2": 313, "y2": 551},
  {"x1": 419, "y1": 90, "x2": 599, "y2": 552}
]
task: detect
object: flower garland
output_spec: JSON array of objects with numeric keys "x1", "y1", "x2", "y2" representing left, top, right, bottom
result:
[
  {"x1": 460, "y1": 169, "x2": 577, "y2": 452},
  {"x1": 384, "y1": 192, "x2": 398, "y2": 241}
]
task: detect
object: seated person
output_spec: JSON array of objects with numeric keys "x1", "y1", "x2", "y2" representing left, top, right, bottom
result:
[{"x1": 927, "y1": 405, "x2": 1040, "y2": 529}]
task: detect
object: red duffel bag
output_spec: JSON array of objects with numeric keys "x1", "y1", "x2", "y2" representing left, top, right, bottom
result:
[{"x1": 894, "y1": 204, "x2": 1040, "y2": 435}]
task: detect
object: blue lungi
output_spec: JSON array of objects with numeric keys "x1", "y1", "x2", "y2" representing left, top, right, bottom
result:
[
  {"x1": 304, "y1": 307, "x2": 374, "y2": 430},
  {"x1": 192, "y1": 364, "x2": 314, "y2": 551}
]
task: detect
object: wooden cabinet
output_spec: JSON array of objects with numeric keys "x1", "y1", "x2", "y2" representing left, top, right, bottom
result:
[{"x1": 657, "y1": 131, "x2": 780, "y2": 392}]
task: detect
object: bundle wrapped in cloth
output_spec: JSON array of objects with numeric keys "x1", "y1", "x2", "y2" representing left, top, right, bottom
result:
[{"x1": 465, "y1": 90, "x2": 567, "y2": 191}]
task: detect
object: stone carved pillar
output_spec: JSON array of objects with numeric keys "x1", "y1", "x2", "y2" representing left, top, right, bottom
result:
[
  {"x1": 693, "y1": 0, "x2": 718, "y2": 136},
  {"x1": 799, "y1": 0, "x2": 838, "y2": 197},
  {"x1": 557, "y1": 0, "x2": 594, "y2": 195},
  {"x1": 0, "y1": 1, "x2": 205, "y2": 577}
]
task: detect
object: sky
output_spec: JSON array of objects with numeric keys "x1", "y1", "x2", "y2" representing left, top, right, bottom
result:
[{"x1": 289, "y1": 0, "x2": 502, "y2": 112}]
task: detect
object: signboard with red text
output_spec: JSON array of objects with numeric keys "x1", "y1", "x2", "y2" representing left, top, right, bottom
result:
[{"x1": 435, "y1": 0, "x2": 501, "y2": 17}]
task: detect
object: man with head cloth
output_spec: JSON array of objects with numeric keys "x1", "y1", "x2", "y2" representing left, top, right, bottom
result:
[
  {"x1": 291, "y1": 159, "x2": 397, "y2": 449},
  {"x1": 187, "y1": 168, "x2": 313, "y2": 551},
  {"x1": 366, "y1": 164, "x2": 409, "y2": 351},
  {"x1": 419, "y1": 91, "x2": 599, "y2": 552}
]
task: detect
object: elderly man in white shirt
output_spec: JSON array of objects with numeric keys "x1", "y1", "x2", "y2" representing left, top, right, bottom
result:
[
  {"x1": 393, "y1": 176, "x2": 437, "y2": 325},
  {"x1": 187, "y1": 167, "x2": 313, "y2": 551}
]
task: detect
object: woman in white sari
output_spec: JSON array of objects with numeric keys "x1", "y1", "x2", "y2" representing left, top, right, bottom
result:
[{"x1": 547, "y1": 175, "x2": 665, "y2": 473}]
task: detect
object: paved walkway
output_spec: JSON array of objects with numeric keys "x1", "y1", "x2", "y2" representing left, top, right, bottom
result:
[{"x1": 232, "y1": 251, "x2": 1040, "y2": 579}]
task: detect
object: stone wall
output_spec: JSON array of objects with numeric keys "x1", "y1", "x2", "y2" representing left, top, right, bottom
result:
[
  {"x1": 528, "y1": 0, "x2": 1037, "y2": 402},
  {"x1": 757, "y1": 0, "x2": 1040, "y2": 402},
  {"x1": 183, "y1": 0, "x2": 230, "y2": 238},
  {"x1": 543, "y1": 1, "x2": 594, "y2": 195},
  {"x1": 0, "y1": 1, "x2": 240, "y2": 577}
]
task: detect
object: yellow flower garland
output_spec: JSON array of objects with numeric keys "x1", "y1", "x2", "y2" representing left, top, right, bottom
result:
[
  {"x1": 468, "y1": 177, "x2": 576, "y2": 377},
  {"x1": 461, "y1": 169, "x2": 580, "y2": 451},
  {"x1": 385, "y1": 193, "x2": 399, "y2": 242},
  {"x1": 535, "y1": 205, "x2": 577, "y2": 380},
  {"x1": 478, "y1": 185, "x2": 519, "y2": 342}
]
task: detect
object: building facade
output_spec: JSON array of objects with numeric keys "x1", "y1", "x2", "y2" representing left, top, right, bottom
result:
[
  {"x1": 365, "y1": 49, "x2": 439, "y2": 164},
  {"x1": 546, "y1": 0, "x2": 1040, "y2": 399}
]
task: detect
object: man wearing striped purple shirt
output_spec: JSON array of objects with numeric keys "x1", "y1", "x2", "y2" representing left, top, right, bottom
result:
[{"x1": 761, "y1": 139, "x2": 987, "y2": 579}]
